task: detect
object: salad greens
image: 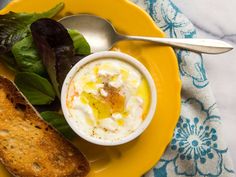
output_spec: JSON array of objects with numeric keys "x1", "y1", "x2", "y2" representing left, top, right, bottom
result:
[
  {"x1": 30, "y1": 18, "x2": 74, "y2": 97},
  {"x1": 10, "y1": 29, "x2": 89, "y2": 76},
  {"x1": 14, "y1": 72, "x2": 56, "y2": 105},
  {"x1": 0, "y1": 3, "x2": 91, "y2": 139},
  {"x1": 31, "y1": 18, "x2": 89, "y2": 97},
  {"x1": 0, "y1": 3, "x2": 63, "y2": 54},
  {"x1": 41, "y1": 111, "x2": 76, "y2": 140},
  {"x1": 68, "y1": 29, "x2": 91, "y2": 55},
  {"x1": 1, "y1": 52, "x2": 18, "y2": 71},
  {"x1": 12, "y1": 36, "x2": 46, "y2": 75}
]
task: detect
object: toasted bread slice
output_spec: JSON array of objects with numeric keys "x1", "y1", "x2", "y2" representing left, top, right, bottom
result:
[{"x1": 0, "y1": 76, "x2": 90, "y2": 177}]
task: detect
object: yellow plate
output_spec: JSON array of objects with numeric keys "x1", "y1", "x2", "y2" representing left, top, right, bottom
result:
[{"x1": 0, "y1": 0, "x2": 181, "y2": 176}]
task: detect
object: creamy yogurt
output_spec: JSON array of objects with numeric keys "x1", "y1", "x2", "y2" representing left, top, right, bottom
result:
[{"x1": 66, "y1": 59, "x2": 150, "y2": 141}]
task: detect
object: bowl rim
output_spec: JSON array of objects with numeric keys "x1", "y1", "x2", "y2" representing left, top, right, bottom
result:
[{"x1": 61, "y1": 51, "x2": 157, "y2": 146}]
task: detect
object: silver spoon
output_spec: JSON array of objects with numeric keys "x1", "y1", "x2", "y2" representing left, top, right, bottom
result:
[{"x1": 59, "y1": 14, "x2": 233, "y2": 54}]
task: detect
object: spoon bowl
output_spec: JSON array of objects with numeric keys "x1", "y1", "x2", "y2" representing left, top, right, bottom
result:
[
  {"x1": 59, "y1": 14, "x2": 121, "y2": 53},
  {"x1": 59, "y1": 14, "x2": 233, "y2": 54}
]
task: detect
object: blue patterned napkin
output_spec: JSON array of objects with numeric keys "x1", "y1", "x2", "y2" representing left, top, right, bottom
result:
[{"x1": 131, "y1": 0, "x2": 235, "y2": 176}]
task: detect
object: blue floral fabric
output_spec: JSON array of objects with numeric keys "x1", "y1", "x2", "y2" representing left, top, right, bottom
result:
[{"x1": 131, "y1": 0, "x2": 235, "y2": 176}]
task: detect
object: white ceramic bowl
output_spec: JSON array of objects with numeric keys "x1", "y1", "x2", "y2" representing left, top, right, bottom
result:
[{"x1": 61, "y1": 51, "x2": 157, "y2": 146}]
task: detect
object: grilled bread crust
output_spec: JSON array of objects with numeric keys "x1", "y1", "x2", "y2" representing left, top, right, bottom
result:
[{"x1": 0, "y1": 76, "x2": 90, "y2": 177}]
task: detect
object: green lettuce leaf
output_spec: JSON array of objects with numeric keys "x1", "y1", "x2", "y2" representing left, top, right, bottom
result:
[
  {"x1": 0, "y1": 2, "x2": 64, "y2": 55},
  {"x1": 11, "y1": 35, "x2": 46, "y2": 75},
  {"x1": 68, "y1": 29, "x2": 91, "y2": 55},
  {"x1": 14, "y1": 72, "x2": 56, "y2": 105},
  {"x1": 40, "y1": 111, "x2": 76, "y2": 140}
]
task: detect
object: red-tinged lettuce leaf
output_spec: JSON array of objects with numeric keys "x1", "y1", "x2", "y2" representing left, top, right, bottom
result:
[
  {"x1": 0, "y1": 3, "x2": 63, "y2": 55},
  {"x1": 30, "y1": 18, "x2": 84, "y2": 97}
]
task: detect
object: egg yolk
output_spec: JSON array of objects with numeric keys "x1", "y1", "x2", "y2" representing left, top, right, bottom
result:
[{"x1": 80, "y1": 84, "x2": 125, "y2": 120}]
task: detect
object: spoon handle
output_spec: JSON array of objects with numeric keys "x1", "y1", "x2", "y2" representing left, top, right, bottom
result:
[{"x1": 121, "y1": 35, "x2": 233, "y2": 54}]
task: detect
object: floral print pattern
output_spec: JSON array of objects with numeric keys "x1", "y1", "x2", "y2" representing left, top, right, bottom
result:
[
  {"x1": 171, "y1": 117, "x2": 219, "y2": 167},
  {"x1": 145, "y1": 98, "x2": 234, "y2": 177},
  {"x1": 131, "y1": 0, "x2": 235, "y2": 176},
  {"x1": 177, "y1": 50, "x2": 208, "y2": 88},
  {"x1": 133, "y1": 0, "x2": 208, "y2": 89}
]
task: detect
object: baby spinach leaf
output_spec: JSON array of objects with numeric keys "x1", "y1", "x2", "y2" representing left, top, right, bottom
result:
[
  {"x1": 40, "y1": 111, "x2": 76, "y2": 140},
  {"x1": 11, "y1": 35, "x2": 46, "y2": 75},
  {"x1": 14, "y1": 72, "x2": 56, "y2": 105},
  {"x1": 68, "y1": 29, "x2": 91, "y2": 55},
  {"x1": 31, "y1": 18, "x2": 84, "y2": 97},
  {"x1": 34, "y1": 97, "x2": 61, "y2": 113},
  {"x1": 0, "y1": 2, "x2": 64, "y2": 54}
]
